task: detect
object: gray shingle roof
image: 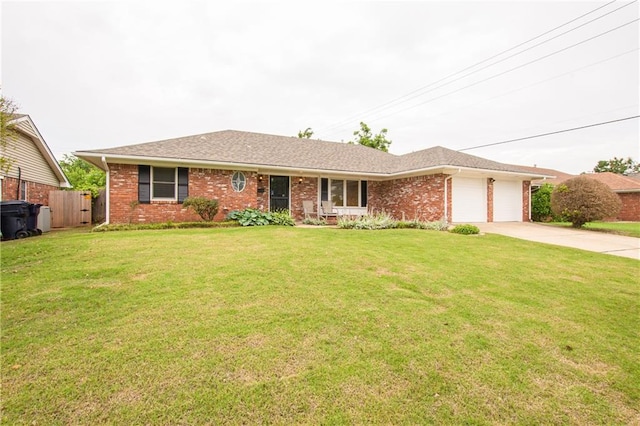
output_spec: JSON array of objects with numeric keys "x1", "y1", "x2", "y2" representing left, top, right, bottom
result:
[
  {"x1": 77, "y1": 129, "x2": 543, "y2": 176},
  {"x1": 399, "y1": 146, "x2": 536, "y2": 174}
]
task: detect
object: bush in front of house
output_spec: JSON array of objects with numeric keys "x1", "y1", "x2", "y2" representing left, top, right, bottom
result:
[
  {"x1": 227, "y1": 208, "x2": 294, "y2": 226},
  {"x1": 92, "y1": 221, "x2": 238, "y2": 232},
  {"x1": 302, "y1": 217, "x2": 328, "y2": 226},
  {"x1": 551, "y1": 176, "x2": 622, "y2": 228},
  {"x1": 449, "y1": 224, "x2": 480, "y2": 235},
  {"x1": 182, "y1": 196, "x2": 219, "y2": 221},
  {"x1": 227, "y1": 208, "x2": 271, "y2": 226},
  {"x1": 531, "y1": 183, "x2": 561, "y2": 222},
  {"x1": 269, "y1": 210, "x2": 295, "y2": 226},
  {"x1": 338, "y1": 213, "x2": 448, "y2": 231},
  {"x1": 396, "y1": 218, "x2": 449, "y2": 231},
  {"x1": 338, "y1": 212, "x2": 397, "y2": 230}
]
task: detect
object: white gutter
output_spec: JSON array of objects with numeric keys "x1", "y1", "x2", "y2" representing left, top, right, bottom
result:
[
  {"x1": 101, "y1": 156, "x2": 110, "y2": 225},
  {"x1": 444, "y1": 169, "x2": 461, "y2": 224}
]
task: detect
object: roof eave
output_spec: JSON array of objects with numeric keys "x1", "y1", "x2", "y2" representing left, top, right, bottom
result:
[
  {"x1": 11, "y1": 115, "x2": 71, "y2": 187},
  {"x1": 74, "y1": 152, "x2": 553, "y2": 181},
  {"x1": 73, "y1": 152, "x2": 391, "y2": 179}
]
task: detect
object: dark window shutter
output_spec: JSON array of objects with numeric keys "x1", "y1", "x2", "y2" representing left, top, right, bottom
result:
[
  {"x1": 138, "y1": 165, "x2": 151, "y2": 204},
  {"x1": 360, "y1": 180, "x2": 367, "y2": 207},
  {"x1": 177, "y1": 167, "x2": 189, "y2": 203},
  {"x1": 321, "y1": 178, "x2": 329, "y2": 201}
]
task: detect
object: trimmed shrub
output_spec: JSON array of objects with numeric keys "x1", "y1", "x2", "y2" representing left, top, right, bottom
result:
[
  {"x1": 182, "y1": 197, "x2": 219, "y2": 221},
  {"x1": 449, "y1": 224, "x2": 480, "y2": 235},
  {"x1": 551, "y1": 176, "x2": 622, "y2": 228}
]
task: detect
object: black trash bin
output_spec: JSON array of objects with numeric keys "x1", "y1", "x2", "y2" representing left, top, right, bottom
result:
[
  {"x1": 0, "y1": 201, "x2": 30, "y2": 240},
  {"x1": 27, "y1": 203, "x2": 43, "y2": 236}
]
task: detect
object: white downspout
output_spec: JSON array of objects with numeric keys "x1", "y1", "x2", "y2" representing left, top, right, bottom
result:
[
  {"x1": 101, "y1": 156, "x2": 110, "y2": 225},
  {"x1": 444, "y1": 169, "x2": 461, "y2": 224}
]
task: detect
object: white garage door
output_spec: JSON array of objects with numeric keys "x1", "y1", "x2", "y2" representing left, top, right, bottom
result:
[
  {"x1": 493, "y1": 180, "x2": 522, "y2": 222},
  {"x1": 452, "y1": 177, "x2": 486, "y2": 222}
]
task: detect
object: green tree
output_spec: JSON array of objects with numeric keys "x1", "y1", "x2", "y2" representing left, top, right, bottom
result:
[
  {"x1": 593, "y1": 157, "x2": 639, "y2": 174},
  {"x1": 59, "y1": 154, "x2": 106, "y2": 198},
  {"x1": 350, "y1": 122, "x2": 391, "y2": 152},
  {"x1": 551, "y1": 176, "x2": 621, "y2": 228},
  {"x1": 297, "y1": 127, "x2": 314, "y2": 139},
  {"x1": 531, "y1": 183, "x2": 558, "y2": 222},
  {"x1": 0, "y1": 93, "x2": 19, "y2": 174}
]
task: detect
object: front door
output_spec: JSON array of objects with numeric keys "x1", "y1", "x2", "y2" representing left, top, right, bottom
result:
[{"x1": 270, "y1": 176, "x2": 290, "y2": 211}]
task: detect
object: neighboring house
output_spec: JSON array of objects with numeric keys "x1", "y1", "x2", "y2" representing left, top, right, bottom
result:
[
  {"x1": 518, "y1": 165, "x2": 640, "y2": 221},
  {"x1": 74, "y1": 130, "x2": 549, "y2": 224},
  {"x1": 582, "y1": 172, "x2": 640, "y2": 221},
  {"x1": 0, "y1": 114, "x2": 70, "y2": 204}
]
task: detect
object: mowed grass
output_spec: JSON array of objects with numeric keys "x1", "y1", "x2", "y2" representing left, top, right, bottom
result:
[
  {"x1": 1, "y1": 227, "x2": 639, "y2": 425},
  {"x1": 546, "y1": 221, "x2": 640, "y2": 238}
]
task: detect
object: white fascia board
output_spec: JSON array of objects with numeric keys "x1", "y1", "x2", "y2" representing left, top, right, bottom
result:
[{"x1": 387, "y1": 165, "x2": 553, "y2": 180}]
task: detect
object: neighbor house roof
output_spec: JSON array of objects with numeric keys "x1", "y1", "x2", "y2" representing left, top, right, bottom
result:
[
  {"x1": 75, "y1": 129, "x2": 550, "y2": 180},
  {"x1": 509, "y1": 165, "x2": 575, "y2": 185},
  {"x1": 581, "y1": 172, "x2": 640, "y2": 193}
]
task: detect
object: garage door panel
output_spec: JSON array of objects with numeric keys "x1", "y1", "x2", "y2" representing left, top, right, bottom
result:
[
  {"x1": 452, "y1": 177, "x2": 486, "y2": 223},
  {"x1": 494, "y1": 180, "x2": 522, "y2": 222}
]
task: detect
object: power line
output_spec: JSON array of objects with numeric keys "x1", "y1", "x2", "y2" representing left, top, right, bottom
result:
[
  {"x1": 342, "y1": 17, "x2": 639, "y2": 131},
  {"x1": 458, "y1": 115, "x2": 640, "y2": 152},
  {"x1": 406, "y1": 48, "x2": 639, "y2": 125},
  {"x1": 317, "y1": 0, "x2": 629, "y2": 135}
]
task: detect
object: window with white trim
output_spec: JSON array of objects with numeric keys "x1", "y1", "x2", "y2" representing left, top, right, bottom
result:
[
  {"x1": 321, "y1": 178, "x2": 367, "y2": 207},
  {"x1": 20, "y1": 181, "x2": 27, "y2": 201},
  {"x1": 138, "y1": 165, "x2": 188, "y2": 203},
  {"x1": 231, "y1": 171, "x2": 246, "y2": 192},
  {"x1": 152, "y1": 167, "x2": 177, "y2": 199}
]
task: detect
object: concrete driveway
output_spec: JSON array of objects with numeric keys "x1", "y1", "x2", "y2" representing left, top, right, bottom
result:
[{"x1": 475, "y1": 222, "x2": 640, "y2": 260}]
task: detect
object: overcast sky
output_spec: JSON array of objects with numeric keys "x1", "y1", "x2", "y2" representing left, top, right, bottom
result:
[{"x1": 2, "y1": 0, "x2": 638, "y2": 174}]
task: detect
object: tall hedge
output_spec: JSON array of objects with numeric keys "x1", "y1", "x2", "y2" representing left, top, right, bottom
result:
[{"x1": 551, "y1": 176, "x2": 621, "y2": 227}]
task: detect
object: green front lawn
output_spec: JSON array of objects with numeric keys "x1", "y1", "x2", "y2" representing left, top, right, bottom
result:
[
  {"x1": 544, "y1": 221, "x2": 640, "y2": 238},
  {"x1": 2, "y1": 228, "x2": 638, "y2": 424}
]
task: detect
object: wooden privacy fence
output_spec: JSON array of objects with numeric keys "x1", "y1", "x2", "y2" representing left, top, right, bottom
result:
[{"x1": 49, "y1": 190, "x2": 92, "y2": 228}]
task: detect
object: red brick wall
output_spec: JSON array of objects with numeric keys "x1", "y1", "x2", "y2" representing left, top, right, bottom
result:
[
  {"x1": 487, "y1": 179, "x2": 494, "y2": 222},
  {"x1": 256, "y1": 175, "x2": 269, "y2": 211},
  {"x1": 108, "y1": 164, "x2": 259, "y2": 224},
  {"x1": 368, "y1": 174, "x2": 446, "y2": 221},
  {"x1": 1, "y1": 177, "x2": 58, "y2": 205},
  {"x1": 290, "y1": 177, "x2": 319, "y2": 221},
  {"x1": 618, "y1": 192, "x2": 640, "y2": 221},
  {"x1": 522, "y1": 181, "x2": 531, "y2": 222}
]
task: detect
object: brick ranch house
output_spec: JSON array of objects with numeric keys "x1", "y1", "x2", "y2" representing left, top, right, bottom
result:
[
  {"x1": 75, "y1": 130, "x2": 549, "y2": 225},
  {"x1": 1, "y1": 114, "x2": 70, "y2": 204},
  {"x1": 518, "y1": 165, "x2": 640, "y2": 221}
]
